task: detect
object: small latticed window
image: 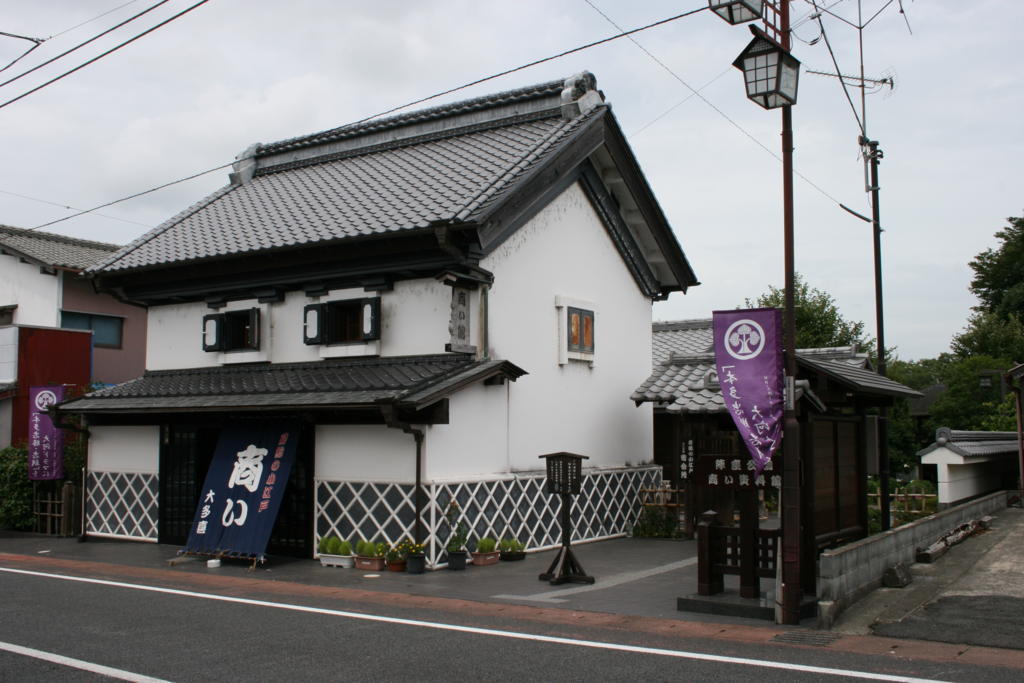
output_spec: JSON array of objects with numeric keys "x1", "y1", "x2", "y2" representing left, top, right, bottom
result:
[{"x1": 303, "y1": 298, "x2": 380, "y2": 345}]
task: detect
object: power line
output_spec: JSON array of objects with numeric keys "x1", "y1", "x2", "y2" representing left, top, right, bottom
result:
[
  {"x1": 811, "y1": 1, "x2": 864, "y2": 134},
  {"x1": 352, "y1": 5, "x2": 708, "y2": 124},
  {"x1": 28, "y1": 162, "x2": 232, "y2": 231},
  {"x1": 17, "y1": 6, "x2": 711, "y2": 233},
  {"x1": 0, "y1": 188, "x2": 154, "y2": 228},
  {"x1": 0, "y1": 0, "x2": 174, "y2": 90},
  {"x1": 0, "y1": 0, "x2": 210, "y2": 111},
  {"x1": 49, "y1": 1, "x2": 144, "y2": 40},
  {"x1": 583, "y1": 0, "x2": 843, "y2": 206}
]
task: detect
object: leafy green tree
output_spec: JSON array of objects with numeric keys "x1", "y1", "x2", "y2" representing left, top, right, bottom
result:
[
  {"x1": 952, "y1": 311, "x2": 1024, "y2": 363},
  {"x1": 928, "y1": 354, "x2": 1013, "y2": 431},
  {"x1": 0, "y1": 447, "x2": 34, "y2": 530},
  {"x1": 744, "y1": 273, "x2": 874, "y2": 352},
  {"x1": 967, "y1": 215, "x2": 1024, "y2": 318}
]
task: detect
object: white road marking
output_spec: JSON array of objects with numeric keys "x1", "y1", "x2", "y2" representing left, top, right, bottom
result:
[
  {"x1": 0, "y1": 566, "x2": 948, "y2": 683},
  {"x1": 493, "y1": 556, "x2": 699, "y2": 602},
  {"x1": 0, "y1": 640, "x2": 170, "y2": 682}
]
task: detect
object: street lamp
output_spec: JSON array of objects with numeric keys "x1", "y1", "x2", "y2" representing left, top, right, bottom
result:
[
  {"x1": 732, "y1": 26, "x2": 800, "y2": 109},
  {"x1": 709, "y1": 0, "x2": 764, "y2": 25}
]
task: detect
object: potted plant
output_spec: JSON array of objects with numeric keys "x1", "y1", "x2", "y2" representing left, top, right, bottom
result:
[
  {"x1": 499, "y1": 537, "x2": 526, "y2": 561},
  {"x1": 385, "y1": 541, "x2": 408, "y2": 572},
  {"x1": 445, "y1": 501, "x2": 468, "y2": 570},
  {"x1": 471, "y1": 536, "x2": 500, "y2": 566},
  {"x1": 354, "y1": 539, "x2": 387, "y2": 571},
  {"x1": 404, "y1": 540, "x2": 426, "y2": 574},
  {"x1": 318, "y1": 536, "x2": 354, "y2": 568}
]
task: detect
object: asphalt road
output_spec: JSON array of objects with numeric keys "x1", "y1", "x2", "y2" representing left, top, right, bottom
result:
[{"x1": 1, "y1": 565, "x2": 1019, "y2": 682}]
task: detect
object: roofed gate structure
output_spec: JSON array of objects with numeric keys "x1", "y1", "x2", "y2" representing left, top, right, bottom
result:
[{"x1": 633, "y1": 319, "x2": 919, "y2": 602}]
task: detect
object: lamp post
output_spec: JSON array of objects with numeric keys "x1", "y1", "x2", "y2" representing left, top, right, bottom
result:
[
  {"x1": 721, "y1": 1, "x2": 803, "y2": 624},
  {"x1": 709, "y1": 0, "x2": 765, "y2": 25}
]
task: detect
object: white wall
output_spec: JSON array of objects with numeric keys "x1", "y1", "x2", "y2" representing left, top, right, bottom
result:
[
  {"x1": 0, "y1": 326, "x2": 17, "y2": 383},
  {"x1": 424, "y1": 381, "x2": 510, "y2": 479},
  {"x1": 88, "y1": 425, "x2": 159, "y2": 474},
  {"x1": 482, "y1": 181, "x2": 654, "y2": 470},
  {"x1": 316, "y1": 424, "x2": 415, "y2": 481},
  {"x1": 0, "y1": 255, "x2": 60, "y2": 327},
  {"x1": 923, "y1": 448, "x2": 1007, "y2": 504},
  {"x1": 146, "y1": 280, "x2": 454, "y2": 370}
]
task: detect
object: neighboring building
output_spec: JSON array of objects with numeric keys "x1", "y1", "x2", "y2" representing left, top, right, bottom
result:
[
  {"x1": 918, "y1": 428, "x2": 1019, "y2": 506},
  {"x1": 59, "y1": 73, "x2": 699, "y2": 564},
  {"x1": 633, "y1": 319, "x2": 919, "y2": 593},
  {"x1": 0, "y1": 225, "x2": 147, "y2": 385},
  {"x1": 1, "y1": 225, "x2": 147, "y2": 448}
]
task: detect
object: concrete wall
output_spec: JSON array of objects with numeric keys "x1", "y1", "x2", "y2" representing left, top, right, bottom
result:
[
  {"x1": 88, "y1": 425, "x2": 159, "y2": 474},
  {"x1": 315, "y1": 425, "x2": 415, "y2": 482},
  {"x1": 817, "y1": 491, "x2": 1009, "y2": 628},
  {"x1": 0, "y1": 254, "x2": 60, "y2": 327},
  {"x1": 483, "y1": 181, "x2": 654, "y2": 471}
]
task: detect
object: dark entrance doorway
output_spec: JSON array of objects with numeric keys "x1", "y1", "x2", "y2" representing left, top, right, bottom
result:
[{"x1": 159, "y1": 421, "x2": 313, "y2": 557}]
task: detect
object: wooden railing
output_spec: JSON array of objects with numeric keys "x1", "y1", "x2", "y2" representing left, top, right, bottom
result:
[
  {"x1": 33, "y1": 482, "x2": 81, "y2": 536},
  {"x1": 697, "y1": 510, "x2": 779, "y2": 598}
]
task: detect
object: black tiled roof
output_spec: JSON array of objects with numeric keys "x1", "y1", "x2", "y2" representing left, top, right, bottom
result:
[
  {"x1": 917, "y1": 427, "x2": 1019, "y2": 459},
  {"x1": 58, "y1": 354, "x2": 525, "y2": 413},
  {"x1": 91, "y1": 81, "x2": 598, "y2": 274},
  {"x1": 0, "y1": 224, "x2": 118, "y2": 270}
]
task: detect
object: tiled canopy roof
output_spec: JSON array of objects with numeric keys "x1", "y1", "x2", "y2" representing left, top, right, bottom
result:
[
  {"x1": 917, "y1": 428, "x2": 1020, "y2": 459},
  {"x1": 91, "y1": 80, "x2": 598, "y2": 274},
  {"x1": 640, "y1": 318, "x2": 918, "y2": 413},
  {"x1": 58, "y1": 355, "x2": 525, "y2": 413},
  {"x1": 0, "y1": 224, "x2": 118, "y2": 271}
]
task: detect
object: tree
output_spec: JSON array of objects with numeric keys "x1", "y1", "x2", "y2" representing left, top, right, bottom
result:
[
  {"x1": 744, "y1": 273, "x2": 873, "y2": 351},
  {"x1": 952, "y1": 311, "x2": 1024, "y2": 363},
  {"x1": 967, "y1": 215, "x2": 1024, "y2": 318}
]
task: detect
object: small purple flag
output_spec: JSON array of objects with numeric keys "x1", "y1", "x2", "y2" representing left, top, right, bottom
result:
[
  {"x1": 712, "y1": 309, "x2": 784, "y2": 474},
  {"x1": 28, "y1": 386, "x2": 65, "y2": 481}
]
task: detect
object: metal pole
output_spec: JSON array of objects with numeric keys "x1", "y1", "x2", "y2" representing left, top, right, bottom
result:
[
  {"x1": 864, "y1": 137, "x2": 891, "y2": 529},
  {"x1": 778, "y1": 0, "x2": 803, "y2": 626}
]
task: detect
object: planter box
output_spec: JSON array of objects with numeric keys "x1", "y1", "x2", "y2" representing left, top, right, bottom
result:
[
  {"x1": 499, "y1": 551, "x2": 526, "y2": 562},
  {"x1": 406, "y1": 554, "x2": 426, "y2": 574},
  {"x1": 319, "y1": 553, "x2": 354, "y2": 568},
  {"x1": 354, "y1": 556, "x2": 386, "y2": 571},
  {"x1": 471, "y1": 551, "x2": 500, "y2": 566},
  {"x1": 447, "y1": 550, "x2": 467, "y2": 570}
]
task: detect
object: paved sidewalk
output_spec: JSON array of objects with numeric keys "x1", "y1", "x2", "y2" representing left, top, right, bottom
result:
[{"x1": 833, "y1": 505, "x2": 1024, "y2": 650}]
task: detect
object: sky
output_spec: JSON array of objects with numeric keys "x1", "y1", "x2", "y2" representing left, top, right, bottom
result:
[{"x1": 0, "y1": 1, "x2": 1020, "y2": 361}]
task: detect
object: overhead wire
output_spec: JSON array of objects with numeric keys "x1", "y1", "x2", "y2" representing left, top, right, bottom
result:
[
  {"x1": 0, "y1": 0, "x2": 210, "y2": 111},
  {"x1": 0, "y1": 33, "x2": 43, "y2": 74},
  {"x1": 27, "y1": 161, "x2": 232, "y2": 231},
  {"x1": 0, "y1": 0, "x2": 174, "y2": 90},
  {"x1": 583, "y1": 0, "x2": 843, "y2": 206},
  {"x1": 811, "y1": 1, "x2": 864, "y2": 134},
  {"x1": 13, "y1": 5, "x2": 710, "y2": 231},
  {"x1": 48, "y1": 0, "x2": 144, "y2": 40},
  {"x1": 0, "y1": 189, "x2": 154, "y2": 229}
]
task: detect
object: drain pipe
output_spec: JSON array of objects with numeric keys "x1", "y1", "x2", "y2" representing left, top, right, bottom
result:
[{"x1": 381, "y1": 405, "x2": 426, "y2": 543}]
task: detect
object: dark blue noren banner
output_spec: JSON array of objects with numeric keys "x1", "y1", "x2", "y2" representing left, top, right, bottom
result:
[{"x1": 184, "y1": 422, "x2": 299, "y2": 560}]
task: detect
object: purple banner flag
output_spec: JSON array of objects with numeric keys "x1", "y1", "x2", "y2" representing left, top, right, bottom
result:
[
  {"x1": 712, "y1": 308, "x2": 784, "y2": 474},
  {"x1": 28, "y1": 386, "x2": 65, "y2": 481}
]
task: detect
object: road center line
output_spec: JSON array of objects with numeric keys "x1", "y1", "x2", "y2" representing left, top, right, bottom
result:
[
  {"x1": 0, "y1": 640, "x2": 170, "y2": 683},
  {"x1": 0, "y1": 566, "x2": 948, "y2": 683}
]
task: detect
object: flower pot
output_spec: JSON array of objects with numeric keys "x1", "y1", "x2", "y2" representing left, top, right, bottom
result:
[
  {"x1": 470, "y1": 550, "x2": 500, "y2": 566},
  {"x1": 406, "y1": 554, "x2": 426, "y2": 574},
  {"x1": 354, "y1": 556, "x2": 386, "y2": 571},
  {"x1": 387, "y1": 560, "x2": 407, "y2": 572},
  {"x1": 499, "y1": 551, "x2": 526, "y2": 562},
  {"x1": 446, "y1": 550, "x2": 467, "y2": 570},
  {"x1": 319, "y1": 553, "x2": 354, "y2": 568}
]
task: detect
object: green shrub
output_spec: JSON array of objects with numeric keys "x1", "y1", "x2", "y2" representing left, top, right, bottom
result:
[
  {"x1": 337, "y1": 540, "x2": 352, "y2": 555},
  {"x1": 326, "y1": 536, "x2": 342, "y2": 554},
  {"x1": 631, "y1": 506, "x2": 681, "y2": 538},
  {"x1": 318, "y1": 536, "x2": 331, "y2": 554},
  {"x1": 0, "y1": 447, "x2": 34, "y2": 531},
  {"x1": 476, "y1": 536, "x2": 496, "y2": 553},
  {"x1": 499, "y1": 537, "x2": 525, "y2": 552}
]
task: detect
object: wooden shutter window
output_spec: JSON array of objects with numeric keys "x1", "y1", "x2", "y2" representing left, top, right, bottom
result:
[
  {"x1": 303, "y1": 303, "x2": 325, "y2": 344},
  {"x1": 202, "y1": 314, "x2": 223, "y2": 351},
  {"x1": 360, "y1": 297, "x2": 381, "y2": 341}
]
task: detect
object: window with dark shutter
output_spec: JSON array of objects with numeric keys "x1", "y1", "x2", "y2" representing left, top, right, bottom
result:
[
  {"x1": 303, "y1": 297, "x2": 380, "y2": 345},
  {"x1": 566, "y1": 306, "x2": 594, "y2": 354},
  {"x1": 203, "y1": 308, "x2": 260, "y2": 352}
]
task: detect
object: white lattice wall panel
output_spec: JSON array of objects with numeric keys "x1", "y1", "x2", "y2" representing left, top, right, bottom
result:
[
  {"x1": 86, "y1": 471, "x2": 158, "y2": 540},
  {"x1": 316, "y1": 466, "x2": 661, "y2": 567}
]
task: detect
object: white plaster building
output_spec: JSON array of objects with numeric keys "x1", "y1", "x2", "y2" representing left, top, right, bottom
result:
[
  {"x1": 59, "y1": 73, "x2": 698, "y2": 564},
  {"x1": 919, "y1": 429, "x2": 1020, "y2": 506}
]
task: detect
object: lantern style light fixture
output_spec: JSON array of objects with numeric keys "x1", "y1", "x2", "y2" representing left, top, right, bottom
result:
[
  {"x1": 732, "y1": 25, "x2": 801, "y2": 109},
  {"x1": 709, "y1": 0, "x2": 764, "y2": 25}
]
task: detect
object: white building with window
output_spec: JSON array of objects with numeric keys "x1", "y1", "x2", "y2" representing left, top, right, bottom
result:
[{"x1": 59, "y1": 73, "x2": 699, "y2": 565}]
